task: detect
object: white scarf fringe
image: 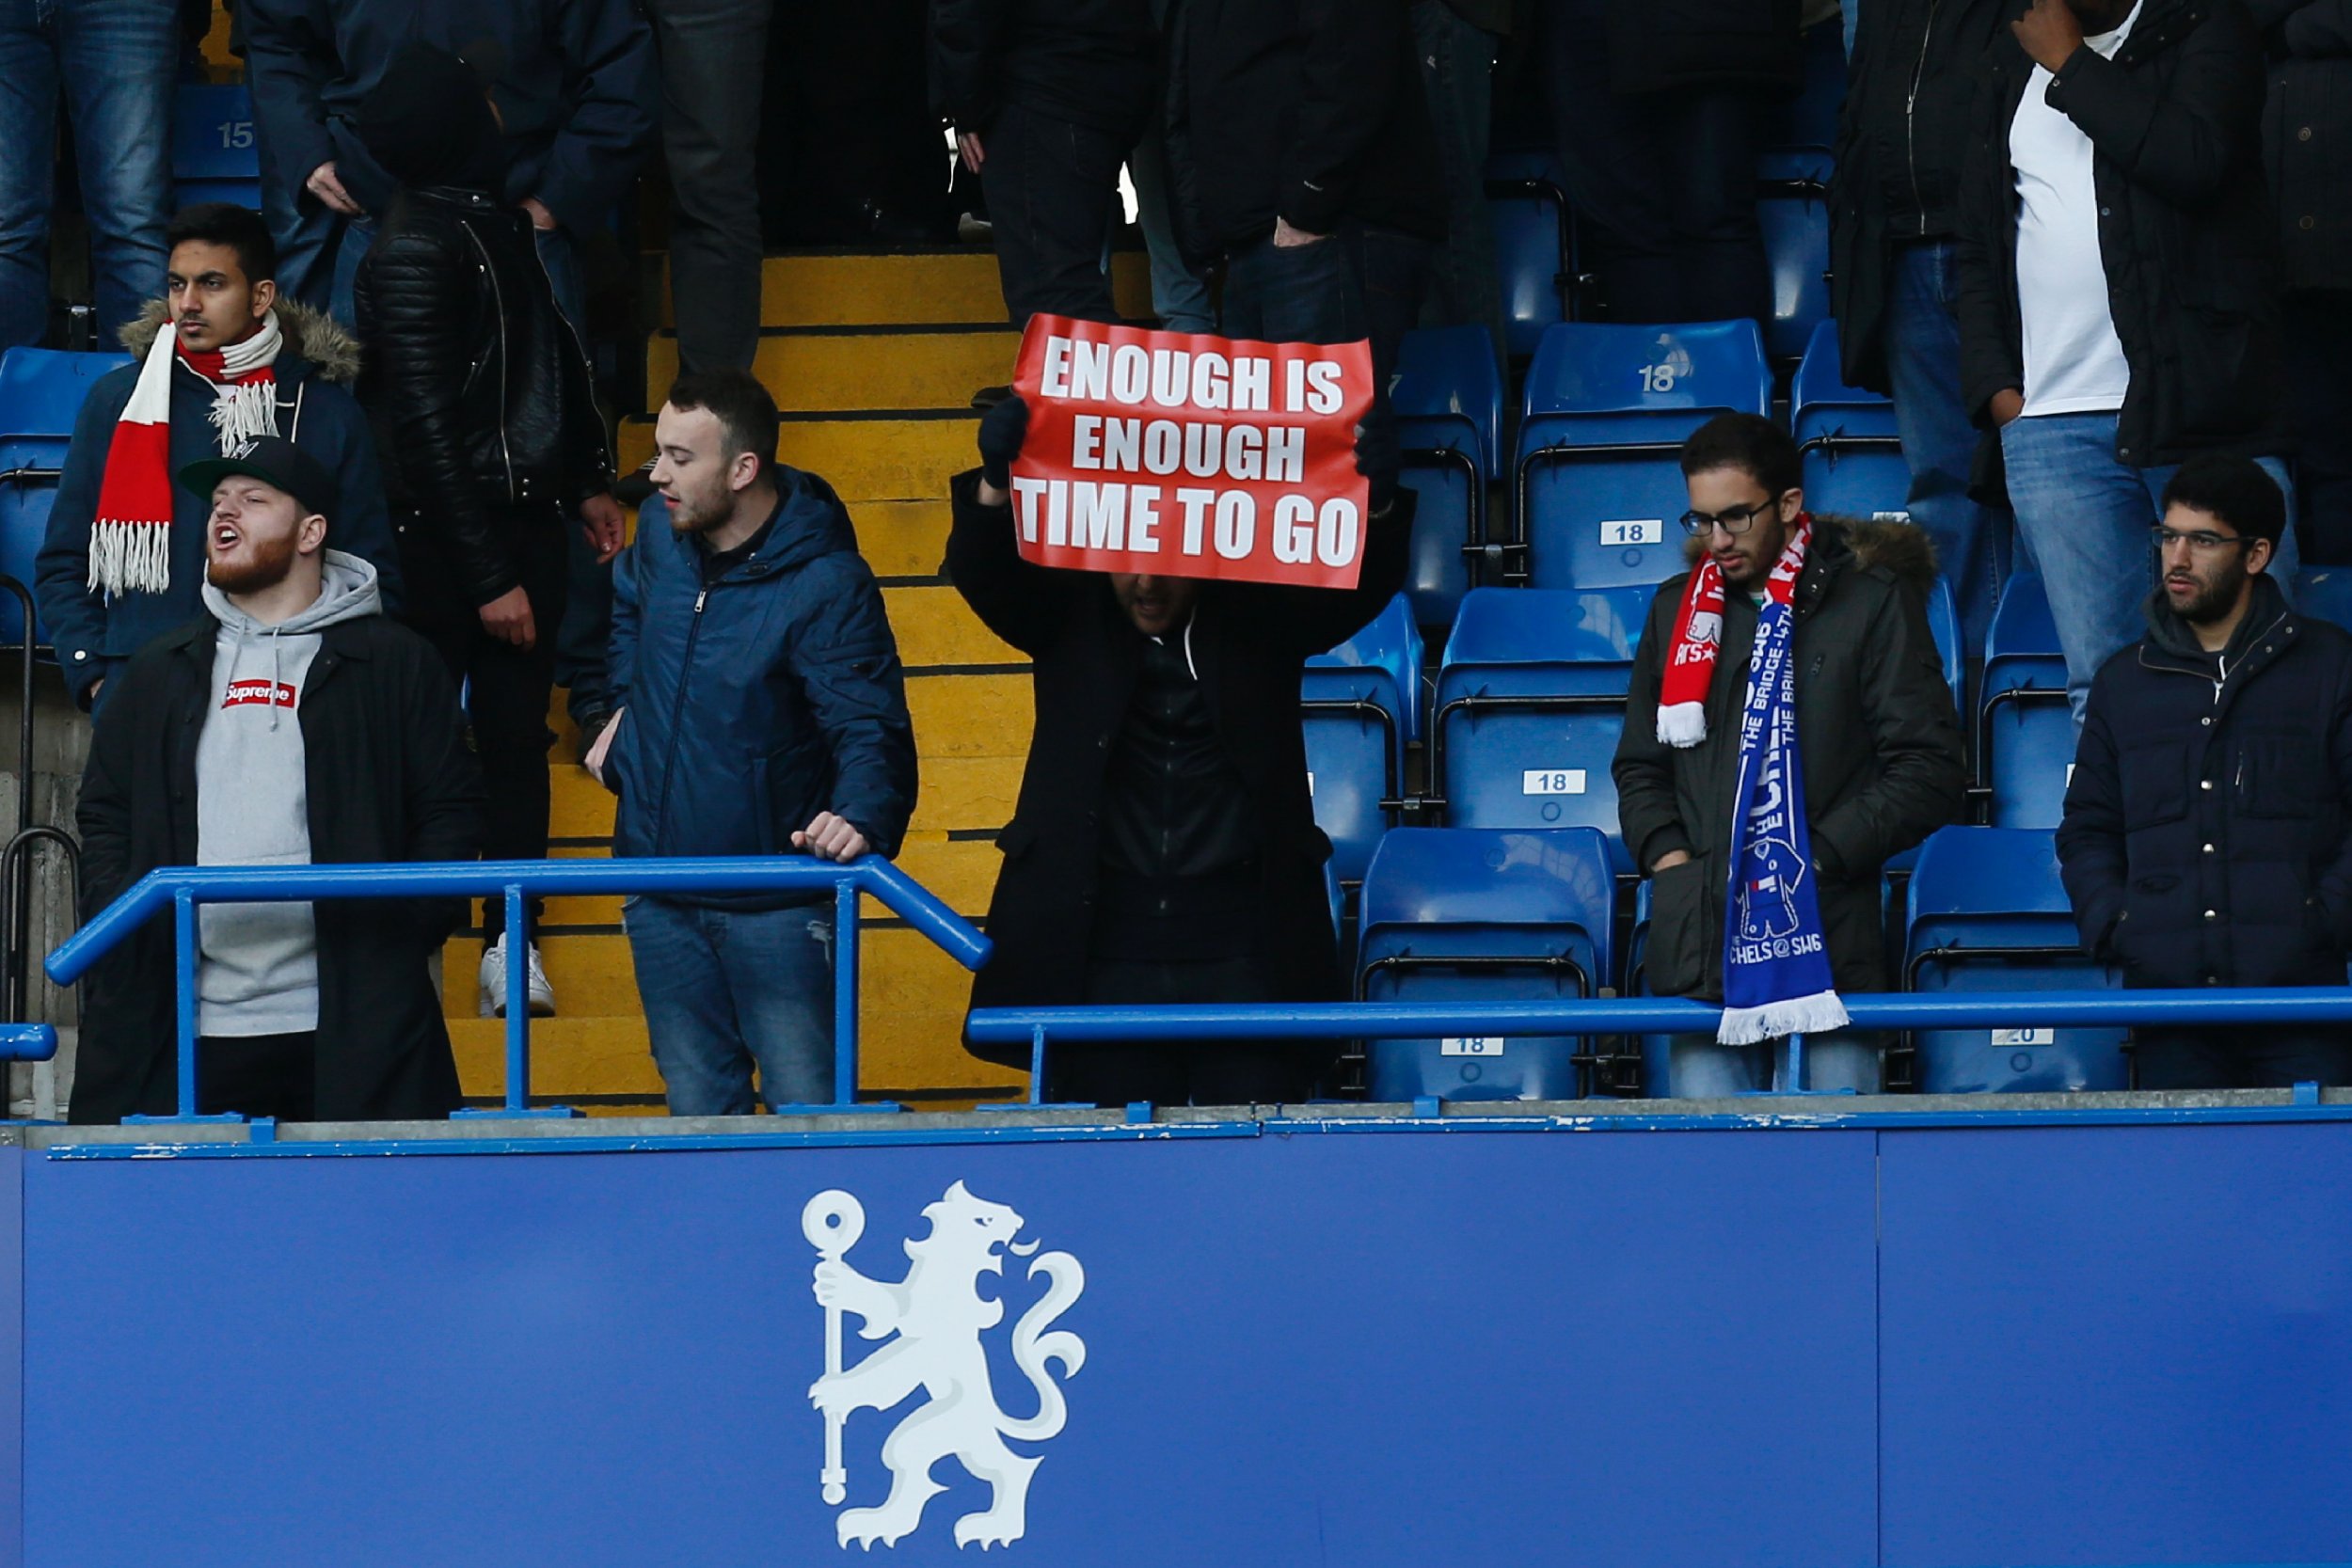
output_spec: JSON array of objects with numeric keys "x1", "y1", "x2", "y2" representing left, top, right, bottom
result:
[
  {"x1": 207, "y1": 309, "x2": 284, "y2": 451},
  {"x1": 1717, "y1": 990, "x2": 1851, "y2": 1047},
  {"x1": 1657, "y1": 701, "x2": 1708, "y2": 748},
  {"x1": 86, "y1": 519, "x2": 173, "y2": 595}
]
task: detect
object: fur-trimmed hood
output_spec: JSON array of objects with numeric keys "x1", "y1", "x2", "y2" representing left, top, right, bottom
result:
[
  {"x1": 1680, "y1": 513, "x2": 1941, "y2": 593},
  {"x1": 117, "y1": 299, "x2": 363, "y2": 386}
]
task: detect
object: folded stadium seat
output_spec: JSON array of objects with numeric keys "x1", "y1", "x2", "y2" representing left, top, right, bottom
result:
[
  {"x1": 0, "y1": 347, "x2": 129, "y2": 649},
  {"x1": 1756, "y1": 149, "x2": 1835, "y2": 368},
  {"x1": 171, "y1": 84, "x2": 262, "y2": 211},
  {"x1": 1359, "y1": 826, "x2": 1618, "y2": 1101},
  {"x1": 1978, "y1": 572, "x2": 2074, "y2": 829},
  {"x1": 1392, "y1": 325, "x2": 1504, "y2": 635},
  {"x1": 1303, "y1": 593, "x2": 1422, "y2": 890},
  {"x1": 1430, "y1": 586, "x2": 1654, "y2": 875},
  {"x1": 2296, "y1": 566, "x2": 2352, "y2": 635},
  {"x1": 1514, "y1": 318, "x2": 1772, "y2": 590},
  {"x1": 1902, "y1": 825, "x2": 2128, "y2": 1091},
  {"x1": 1483, "y1": 150, "x2": 1576, "y2": 362},
  {"x1": 1791, "y1": 320, "x2": 1910, "y2": 522}
]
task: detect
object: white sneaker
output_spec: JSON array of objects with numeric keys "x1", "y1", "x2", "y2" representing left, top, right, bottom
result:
[{"x1": 478, "y1": 933, "x2": 557, "y2": 1018}]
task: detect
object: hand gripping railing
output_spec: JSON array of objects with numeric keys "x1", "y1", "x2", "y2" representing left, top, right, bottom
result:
[
  {"x1": 967, "y1": 989, "x2": 2352, "y2": 1104},
  {"x1": 45, "y1": 856, "x2": 992, "y2": 1122}
]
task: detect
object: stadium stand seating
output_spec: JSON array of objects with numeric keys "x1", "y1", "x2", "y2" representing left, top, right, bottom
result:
[
  {"x1": 1391, "y1": 325, "x2": 1504, "y2": 635},
  {"x1": 1756, "y1": 149, "x2": 1834, "y2": 366},
  {"x1": 1430, "y1": 585, "x2": 1651, "y2": 870},
  {"x1": 1902, "y1": 826, "x2": 2128, "y2": 1091},
  {"x1": 1303, "y1": 593, "x2": 1422, "y2": 889},
  {"x1": 1514, "y1": 318, "x2": 1772, "y2": 590},
  {"x1": 2298, "y1": 567, "x2": 2352, "y2": 636},
  {"x1": 171, "y1": 84, "x2": 262, "y2": 212},
  {"x1": 1979, "y1": 573, "x2": 2074, "y2": 829},
  {"x1": 1791, "y1": 321, "x2": 1908, "y2": 523},
  {"x1": 1483, "y1": 150, "x2": 1577, "y2": 361},
  {"x1": 0, "y1": 348, "x2": 127, "y2": 649},
  {"x1": 1359, "y1": 826, "x2": 1617, "y2": 1101}
]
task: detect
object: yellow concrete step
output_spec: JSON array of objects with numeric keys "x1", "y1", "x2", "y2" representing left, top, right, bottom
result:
[
  {"x1": 852, "y1": 500, "x2": 953, "y2": 579},
  {"x1": 906, "y1": 672, "x2": 1033, "y2": 759},
  {"x1": 658, "y1": 249, "x2": 1152, "y2": 329},
  {"x1": 647, "y1": 328, "x2": 1023, "y2": 416},
  {"x1": 883, "y1": 584, "x2": 1025, "y2": 669},
  {"x1": 621, "y1": 414, "x2": 977, "y2": 502}
]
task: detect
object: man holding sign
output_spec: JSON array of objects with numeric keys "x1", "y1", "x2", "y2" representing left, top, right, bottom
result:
[{"x1": 950, "y1": 315, "x2": 1412, "y2": 1107}]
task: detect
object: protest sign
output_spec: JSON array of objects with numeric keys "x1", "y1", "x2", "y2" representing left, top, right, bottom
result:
[{"x1": 1006, "y1": 313, "x2": 1374, "y2": 591}]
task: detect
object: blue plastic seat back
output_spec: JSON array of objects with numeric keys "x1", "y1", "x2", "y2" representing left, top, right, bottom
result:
[
  {"x1": 1903, "y1": 826, "x2": 2127, "y2": 1091},
  {"x1": 0, "y1": 347, "x2": 128, "y2": 470},
  {"x1": 172, "y1": 84, "x2": 262, "y2": 209},
  {"x1": 1791, "y1": 321, "x2": 1911, "y2": 521},
  {"x1": 1981, "y1": 573, "x2": 2075, "y2": 829},
  {"x1": 1485, "y1": 150, "x2": 1572, "y2": 360},
  {"x1": 1359, "y1": 827, "x2": 1618, "y2": 1101},
  {"x1": 1304, "y1": 595, "x2": 1423, "y2": 885},
  {"x1": 1518, "y1": 320, "x2": 1770, "y2": 589},
  {"x1": 1925, "y1": 572, "x2": 1964, "y2": 719},
  {"x1": 1757, "y1": 149, "x2": 1833, "y2": 364},
  {"x1": 1393, "y1": 326, "x2": 1504, "y2": 631},
  {"x1": 2297, "y1": 567, "x2": 2352, "y2": 637},
  {"x1": 0, "y1": 480, "x2": 54, "y2": 648}
]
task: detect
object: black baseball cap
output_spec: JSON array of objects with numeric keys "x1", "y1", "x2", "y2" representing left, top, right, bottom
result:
[{"x1": 179, "y1": 435, "x2": 336, "y2": 520}]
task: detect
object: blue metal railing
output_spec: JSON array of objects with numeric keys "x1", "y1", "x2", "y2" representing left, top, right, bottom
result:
[
  {"x1": 45, "y1": 857, "x2": 992, "y2": 1122},
  {"x1": 966, "y1": 989, "x2": 2352, "y2": 1103}
]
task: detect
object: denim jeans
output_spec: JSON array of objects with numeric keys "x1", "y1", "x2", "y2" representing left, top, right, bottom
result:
[
  {"x1": 625, "y1": 896, "x2": 836, "y2": 1114},
  {"x1": 0, "y1": 0, "x2": 174, "y2": 351},
  {"x1": 1127, "y1": 102, "x2": 1214, "y2": 333},
  {"x1": 1887, "y1": 239, "x2": 2010, "y2": 651},
  {"x1": 1999, "y1": 411, "x2": 2299, "y2": 723},
  {"x1": 981, "y1": 102, "x2": 1126, "y2": 327},
  {"x1": 1413, "y1": 1, "x2": 1508, "y2": 364},
  {"x1": 1667, "y1": 1030, "x2": 1884, "y2": 1096}
]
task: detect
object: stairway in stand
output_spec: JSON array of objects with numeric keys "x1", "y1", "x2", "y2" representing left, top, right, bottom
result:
[{"x1": 444, "y1": 246, "x2": 1150, "y2": 1115}]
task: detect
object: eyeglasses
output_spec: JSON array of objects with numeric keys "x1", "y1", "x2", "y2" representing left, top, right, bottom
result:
[
  {"x1": 1679, "y1": 498, "x2": 1783, "y2": 537},
  {"x1": 2151, "y1": 525, "x2": 2256, "y2": 555}
]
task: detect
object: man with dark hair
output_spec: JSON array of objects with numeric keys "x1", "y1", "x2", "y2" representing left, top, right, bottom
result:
[
  {"x1": 2059, "y1": 457, "x2": 2352, "y2": 1088},
  {"x1": 71, "y1": 436, "x2": 483, "y2": 1124},
  {"x1": 349, "y1": 43, "x2": 627, "y2": 1021},
  {"x1": 1614, "y1": 412, "x2": 1965, "y2": 1095},
  {"x1": 586, "y1": 370, "x2": 916, "y2": 1115},
  {"x1": 1955, "y1": 0, "x2": 2296, "y2": 723},
  {"x1": 36, "y1": 202, "x2": 400, "y2": 713}
]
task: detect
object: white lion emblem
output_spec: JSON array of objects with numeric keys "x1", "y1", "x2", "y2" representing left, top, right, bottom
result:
[{"x1": 804, "y1": 1181, "x2": 1087, "y2": 1551}]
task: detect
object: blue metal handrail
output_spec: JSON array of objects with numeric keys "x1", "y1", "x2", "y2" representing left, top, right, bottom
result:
[
  {"x1": 46, "y1": 856, "x2": 992, "y2": 1122},
  {"x1": 967, "y1": 989, "x2": 2352, "y2": 1103}
]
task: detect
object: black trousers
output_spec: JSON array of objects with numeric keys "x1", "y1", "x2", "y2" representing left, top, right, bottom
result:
[
  {"x1": 1047, "y1": 955, "x2": 1327, "y2": 1109},
  {"x1": 982, "y1": 101, "x2": 1127, "y2": 328},
  {"x1": 400, "y1": 510, "x2": 569, "y2": 939},
  {"x1": 198, "y1": 1032, "x2": 317, "y2": 1120},
  {"x1": 2286, "y1": 290, "x2": 2352, "y2": 566},
  {"x1": 2133, "y1": 1028, "x2": 2352, "y2": 1091}
]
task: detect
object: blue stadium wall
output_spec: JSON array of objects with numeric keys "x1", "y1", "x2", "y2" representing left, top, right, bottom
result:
[{"x1": 2, "y1": 1112, "x2": 2349, "y2": 1565}]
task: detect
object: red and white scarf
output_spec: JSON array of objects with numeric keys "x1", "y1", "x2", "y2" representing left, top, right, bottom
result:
[
  {"x1": 1656, "y1": 515, "x2": 1813, "y2": 747},
  {"x1": 87, "y1": 311, "x2": 284, "y2": 596}
]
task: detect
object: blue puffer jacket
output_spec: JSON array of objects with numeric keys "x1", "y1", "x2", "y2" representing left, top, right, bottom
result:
[{"x1": 608, "y1": 470, "x2": 917, "y2": 910}]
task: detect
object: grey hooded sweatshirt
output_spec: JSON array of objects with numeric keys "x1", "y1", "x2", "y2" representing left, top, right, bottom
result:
[{"x1": 193, "y1": 551, "x2": 384, "y2": 1037}]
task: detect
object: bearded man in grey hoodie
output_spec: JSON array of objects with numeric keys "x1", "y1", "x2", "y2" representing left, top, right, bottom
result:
[{"x1": 71, "y1": 436, "x2": 484, "y2": 1124}]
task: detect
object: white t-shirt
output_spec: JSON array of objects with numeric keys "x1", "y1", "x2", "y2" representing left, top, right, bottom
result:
[{"x1": 2010, "y1": 1, "x2": 2142, "y2": 418}]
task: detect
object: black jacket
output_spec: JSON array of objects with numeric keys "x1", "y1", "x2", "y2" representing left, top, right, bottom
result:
[
  {"x1": 1830, "y1": 0, "x2": 2013, "y2": 390},
  {"x1": 2249, "y1": 0, "x2": 2352, "y2": 290},
  {"x1": 72, "y1": 610, "x2": 484, "y2": 1124},
  {"x1": 2058, "y1": 579, "x2": 2352, "y2": 988},
  {"x1": 1952, "y1": 0, "x2": 2287, "y2": 467},
  {"x1": 1162, "y1": 0, "x2": 1445, "y2": 259},
  {"x1": 1602, "y1": 0, "x2": 1804, "y2": 94},
  {"x1": 930, "y1": 0, "x2": 1158, "y2": 138},
  {"x1": 1613, "y1": 519, "x2": 1967, "y2": 1002},
  {"x1": 946, "y1": 468, "x2": 1411, "y2": 1068},
  {"x1": 354, "y1": 186, "x2": 613, "y2": 609}
]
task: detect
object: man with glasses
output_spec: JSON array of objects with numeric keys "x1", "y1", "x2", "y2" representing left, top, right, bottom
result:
[
  {"x1": 2058, "y1": 456, "x2": 2352, "y2": 1088},
  {"x1": 1614, "y1": 414, "x2": 1965, "y2": 1096}
]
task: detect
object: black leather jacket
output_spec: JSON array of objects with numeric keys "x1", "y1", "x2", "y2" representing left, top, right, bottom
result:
[{"x1": 354, "y1": 186, "x2": 612, "y2": 607}]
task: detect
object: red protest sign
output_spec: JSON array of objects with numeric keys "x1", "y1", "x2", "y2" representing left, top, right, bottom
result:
[{"x1": 1007, "y1": 314, "x2": 1374, "y2": 591}]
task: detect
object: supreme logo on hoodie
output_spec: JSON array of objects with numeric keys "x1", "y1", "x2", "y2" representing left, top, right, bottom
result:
[{"x1": 221, "y1": 677, "x2": 298, "y2": 709}]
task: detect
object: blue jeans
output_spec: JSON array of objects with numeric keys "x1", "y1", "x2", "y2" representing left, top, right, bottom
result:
[
  {"x1": 0, "y1": 0, "x2": 174, "y2": 351},
  {"x1": 1413, "y1": 1, "x2": 1508, "y2": 364},
  {"x1": 1999, "y1": 411, "x2": 2298, "y2": 723},
  {"x1": 1126, "y1": 103, "x2": 1213, "y2": 333},
  {"x1": 1887, "y1": 240, "x2": 2010, "y2": 651},
  {"x1": 1668, "y1": 1030, "x2": 1884, "y2": 1096},
  {"x1": 625, "y1": 896, "x2": 836, "y2": 1114}
]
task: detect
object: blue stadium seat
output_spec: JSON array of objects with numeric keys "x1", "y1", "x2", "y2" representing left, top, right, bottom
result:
[
  {"x1": 1304, "y1": 594, "x2": 1422, "y2": 887},
  {"x1": 1431, "y1": 586, "x2": 1652, "y2": 870},
  {"x1": 1925, "y1": 572, "x2": 1964, "y2": 721},
  {"x1": 172, "y1": 84, "x2": 262, "y2": 211},
  {"x1": 1485, "y1": 150, "x2": 1578, "y2": 361},
  {"x1": 1903, "y1": 826, "x2": 2128, "y2": 1092},
  {"x1": 1515, "y1": 319, "x2": 1771, "y2": 590},
  {"x1": 1392, "y1": 325, "x2": 1504, "y2": 633},
  {"x1": 0, "y1": 347, "x2": 127, "y2": 650},
  {"x1": 2297, "y1": 567, "x2": 2352, "y2": 636},
  {"x1": 1791, "y1": 321, "x2": 1909, "y2": 522},
  {"x1": 1979, "y1": 573, "x2": 2074, "y2": 829},
  {"x1": 1756, "y1": 149, "x2": 1833, "y2": 366},
  {"x1": 1359, "y1": 826, "x2": 1618, "y2": 1101}
]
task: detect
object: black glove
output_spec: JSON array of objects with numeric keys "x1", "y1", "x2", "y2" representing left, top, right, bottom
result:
[
  {"x1": 978, "y1": 395, "x2": 1029, "y2": 493},
  {"x1": 1354, "y1": 414, "x2": 1400, "y2": 515}
]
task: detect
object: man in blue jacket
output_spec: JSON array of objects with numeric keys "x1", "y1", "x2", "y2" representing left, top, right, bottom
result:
[
  {"x1": 35, "y1": 202, "x2": 399, "y2": 713},
  {"x1": 586, "y1": 371, "x2": 917, "y2": 1115}
]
